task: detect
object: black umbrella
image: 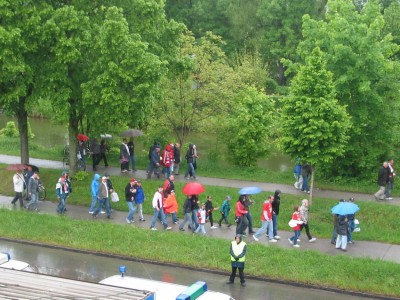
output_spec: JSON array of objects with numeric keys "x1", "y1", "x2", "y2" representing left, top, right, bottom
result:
[{"x1": 119, "y1": 129, "x2": 143, "y2": 137}]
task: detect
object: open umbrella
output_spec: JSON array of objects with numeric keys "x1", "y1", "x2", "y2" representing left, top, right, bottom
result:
[
  {"x1": 77, "y1": 134, "x2": 90, "y2": 141},
  {"x1": 238, "y1": 186, "x2": 262, "y2": 195},
  {"x1": 6, "y1": 164, "x2": 28, "y2": 171},
  {"x1": 119, "y1": 129, "x2": 143, "y2": 137},
  {"x1": 182, "y1": 182, "x2": 205, "y2": 195},
  {"x1": 331, "y1": 202, "x2": 360, "y2": 215}
]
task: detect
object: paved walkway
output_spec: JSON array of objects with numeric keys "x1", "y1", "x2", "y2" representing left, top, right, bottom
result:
[{"x1": 1, "y1": 154, "x2": 399, "y2": 264}]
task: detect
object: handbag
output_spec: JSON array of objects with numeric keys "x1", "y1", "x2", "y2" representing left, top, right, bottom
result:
[
  {"x1": 111, "y1": 192, "x2": 119, "y2": 202},
  {"x1": 119, "y1": 157, "x2": 129, "y2": 164},
  {"x1": 288, "y1": 219, "x2": 297, "y2": 228}
]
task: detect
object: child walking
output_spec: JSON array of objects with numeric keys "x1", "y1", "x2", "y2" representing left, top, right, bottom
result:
[
  {"x1": 194, "y1": 203, "x2": 207, "y2": 235},
  {"x1": 218, "y1": 196, "x2": 232, "y2": 227},
  {"x1": 205, "y1": 195, "x2": 219, "y2": 229},
  {"x1": 288, "y1": 206, "x2": 303, "y2": 248}
]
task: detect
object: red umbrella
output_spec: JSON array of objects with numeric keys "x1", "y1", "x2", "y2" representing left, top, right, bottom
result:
[
  {"x1": 77, "y1": 134, "x2": 90, "y2": 141},
  {"x1": 6, "y1": 164, "x2": 28, "y2": 171},
  {"x1": 182, "y1": 182, "x2": 205, "y2": 195}
]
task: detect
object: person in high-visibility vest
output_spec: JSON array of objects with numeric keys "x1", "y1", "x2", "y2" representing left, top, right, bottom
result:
[{"x1": 226, "y1": 234, "x2": 247, "y2": 287}]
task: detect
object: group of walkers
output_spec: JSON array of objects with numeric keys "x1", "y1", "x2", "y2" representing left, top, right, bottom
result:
[
  {"x1": 374, "y1": 159, "x2": 395, "y2": 201},
  {"x1": 330, "y1": 198, "x2": 357, "y2": 252}
]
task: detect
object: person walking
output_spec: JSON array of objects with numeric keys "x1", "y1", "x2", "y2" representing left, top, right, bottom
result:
[
  {"x1": 194, "y1": 203, "x2": 207, "y2": 235},
  {"x1": 299, "y1": 199, "x2": 317, "y2": 243},
  {"x1": 374, "y1": 161, "x2": 388, "y2": 201},
  {"x1": 11, "y1": 169, "x2": 25, "y2": 208},
  {"x1": 93, "y1": 176, "x2": 111, "y2": 219},
  {"x1": 26, "y1": 172, "x2": 40, "y2": 211},
  {"x1": 347, "y1": 197, "x2": 356, "y2": 244},
  {"x1": 226, "y1": 234, "x2": 247, "y2": 287},
  {"x1": 244, "y1": 195, "x2": 255, "y2": 235},
  {"x1": 56, "y1": 176, "x2": 68, "y2": 214},
  {"x1": 385, "y1": 159, "x2": 395, "y2": 200},
  {"x1": 184, "y1": 144, "x2": 198, "y2": 180},
  {"x1": 127, "y1": 137, "x2": 136, "y2": 171},
  {"x1": 253, "y1": 196, "x2": 277, "y2": 243},
  {"x1": 173, "y1": 143, "x2": 181, "y2": 175},
  {"x1": 218, "y1": 196, "x2": 232, "y2": 227},
  {"x1": 164, "y1": 190, "x2": 179, "y2": 224},
  {"x1": 99, "y1": 139, "x2": 109, "y2": 168},
  {"x1": 293, "y1": 158, "x2": 302, "y2": 189},
  {"x1": 335, "y1": 215, "x2": 348, "y2": 251},
  {"x1": 150, "y1": 186, "x2": 171, "y2": 231},
  {"x1": 125, "y1": 178, "x2": 137, "y2": 224},
  {"x1": 235, "y1": 195, "x2": 248, "y2": 236},
  {"x1": 288, "y1": 206, "x2": 303, "y2": 248},
  {"x1": 301, "y1": 163, "x2": 311, "y2": 193},
  {"x1": 271, "y1": 189, "x2": 281, "y2": 240},
  {"x1": 146, "y1": 144, "x2": 161, "y2": 179},
  {"x1": 179, "y1": 196, "x2": 194, "y2": 232},
  {"x1": 134, "y1": 180, "x2": 145, "y2": 221},
  {"x1": 205, "y1": 195, "x2": 218, "y2": 229},
  {"x1": 89, "y1": 174, "x2": 100, "y2": 214},
  {"x1": 120, "y1": 139, "x2": 130, "y2": 173}
]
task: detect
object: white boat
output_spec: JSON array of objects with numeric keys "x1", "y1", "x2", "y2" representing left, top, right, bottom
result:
[{"x1": 100, "y1": 272, "x2": 235, "y2": 300}]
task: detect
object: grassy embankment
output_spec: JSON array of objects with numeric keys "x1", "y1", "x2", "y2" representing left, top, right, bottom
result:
[{"x1": 0, "y1": 209, "x2": 399, "y2": 298}]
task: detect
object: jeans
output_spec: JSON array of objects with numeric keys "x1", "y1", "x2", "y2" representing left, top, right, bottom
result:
[
  {"x1": 136, "y1": 203, "x2": 144, "y2": 220},
  {"x1": 89, "y1": 196, "x2": 98, "y2": 213},
  {"x1": 162, "y1": 166, "x2": 171, "y2": 178},
  {"x1": 290, "y1": 229, "x2": 301, "y2": 245},
  {"x1": 192, "y1": 209, "x2": 199, "y2": 228},
  {"x1": 94, "y1": 198, "x2": 111, "y2": 217},
  {"x1": 272, "y1": 214, "x2": 278, "y2": 237},
  {"x1": 254, "y1": 220, "x2": 273, "y2": 239},
  {"x1": 11, "y1": 192, "x2": 23, "y2": 207},
  {"x1": 130, "y1": 155, "x2": 136, "y2": 170},
  {"x1": 179, "y1": 212, "x2": 194, "y2": 231},
  {"x1": 385, "y1": 180, "x2": 394, "y2": 198},
  {"x1": 301, "y1": 175, "x2": 309, "y2": 192},
  {"x1": 147, "y1": 163, "x2": 160, "y2": 179},
  {"x1": 246, "y1": 211, "x2": 253, "y2": 233},
  {"x1": 57, "y1": 196, "x2": 67, "y2": 213},
  {"x1": 218, "y1": 213, "x2": 230, "y2": 226},
  {"x1": 165, "y1": 212, "x2": 178, "y2": 223},
  {"x1": 126, "y1": 201, "x2": 136, "y2": 222},
  {"x1": 27, "y1": 193, "x2": 38, "y2": 210},
  {"x1": 194, "y1": 224, "x2": 206, "y2": 235},
  {"x1": 336, "y1": 234, "x2": 347, "y2": 250},
  {"x1": 300, "y1": 223, "x2": 313, "y2": 240},
  {"x1": 347, "y1": 219, "x2": 355, "y2": 242},
  {"x1": 185, "y1": 162, "x2": 196, "y2": 178},
  {"x1": 150, "y1": 208, "x2": 168, "y2": 229}
]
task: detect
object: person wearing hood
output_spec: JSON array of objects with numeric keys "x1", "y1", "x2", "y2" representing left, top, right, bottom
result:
[
  {"x1": 89, "y1": 174, "x2": 101, "y2": 214},
  {"x1": 93, "y1": 176, "x2": 112, "y2": 219},
  {"x1": 134, "y1": 180, "x2": 146, "y2": 221},
  {"x1": 161, "y1": 144, "x2": 174, "y2": 178},
  {"x1": 299, "y1": 199, "x2": 317, "y2": 243},
  {"x1": 146, "y1": 144, "x2": 161, "y2": 179},
  {"x1": 218, "y1": 195, "x2": 232, "y2": 227},
  {"x1": 271, "y1": 190, "x2": 281, "y2": 240},
  {"x1": 226, "y1": 234, "x2": 247, "y2": 287}
]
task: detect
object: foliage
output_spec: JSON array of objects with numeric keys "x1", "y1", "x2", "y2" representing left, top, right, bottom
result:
[
  {"x1": 0, "y1": 122, "x2": 19, "y2": 138},
  {"x1": 281, "y1": 47, "x2": 351, "y2": 168},
  {"x1": 293, "y1": 0, "x2": 400, "y2": 177},
  {"x1": 73, "y1": 171, "x2": 90, "y2": 181},
  {"x1": 221, "y1": 86, "x2": 275, "y2": 167}
]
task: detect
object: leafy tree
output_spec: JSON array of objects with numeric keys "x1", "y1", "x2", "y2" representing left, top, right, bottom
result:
[
  {"x1": 0, "y1": 1, "x2": 53, "y2": 164},
  {"x1": 222, "y1": 86, "x2": 275, "y2": 167},
  {"x1": 294, "y1": 0, "x2": 400, "y2": 177},
  {"x1": 281, "y1": 47, "x2": 350, "y2": 202}
]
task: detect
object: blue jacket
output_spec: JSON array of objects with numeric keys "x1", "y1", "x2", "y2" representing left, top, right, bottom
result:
[
  {"x1": 135, "y1": 186, "x2": 145, "y2": 204},
  {"x1": 91, "y1": 174, "x2": 100, "y2": 197}
]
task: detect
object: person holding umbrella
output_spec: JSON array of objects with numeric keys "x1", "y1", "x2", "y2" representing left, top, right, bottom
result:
[
  {"x1": 120, "y1": 138, "x2": 130, "y2": 173},
  {"x1": 235, "y1": 195, "x2": 248, "y2": 236},
  {"x1": 335, "y1": 215, "x2": 348, "y2": 251}
]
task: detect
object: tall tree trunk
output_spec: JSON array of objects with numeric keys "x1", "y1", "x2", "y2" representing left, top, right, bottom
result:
[
  {"x1": 309, "y1": 167, "x2": 315, "y2": 206},
  {"x1": 16, "y1": 97, "x2": 29, "y2": 164},
  {"x1": 68, "y1": 103, "x2": 79, "y2": 175}
]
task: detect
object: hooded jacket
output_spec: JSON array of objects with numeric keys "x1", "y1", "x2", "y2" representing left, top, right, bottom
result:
[
  {"x1": 272, "y1": 190, "x2": 281, "y2": 215},
  {"x1": 91, "y1": 174, "x2": 100, "y2": 197}
]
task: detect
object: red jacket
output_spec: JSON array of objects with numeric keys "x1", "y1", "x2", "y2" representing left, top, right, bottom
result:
[
  {"x1": 291, "y1": 212, "x2": 302, "y2": 230},
  {"x1": 161, "y1": 144, "x2": 174, "y2": 167},
  {"x1": 235, "y1": 201, "x2": 247, "y2": 217},
  {"x1": 261, "y1": 201, "x2": 272, "y2": 221}
]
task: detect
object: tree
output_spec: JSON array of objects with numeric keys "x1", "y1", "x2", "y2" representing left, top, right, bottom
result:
[
  {"x1": 221, "y1": 86, "x2": 275, "y2": 167},
  {"x1": 281, "y1": 47, "x2": 350, "y2": 203},
  {"x1": 294, "y1": 0, "x2": 400, "y2": 177}
]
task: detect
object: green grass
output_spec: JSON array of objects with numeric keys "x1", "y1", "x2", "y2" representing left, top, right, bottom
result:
[
  {"x1": 1, "y1": 164, "x2": 399, "y2": 244},
  {"x1": 0, "y1": 209, "x2": 399, "y2": 297}
]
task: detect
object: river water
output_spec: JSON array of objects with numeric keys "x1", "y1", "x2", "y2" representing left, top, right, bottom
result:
[{"x1": 0, "y1": 240, "x2": 377, "y2": 300}]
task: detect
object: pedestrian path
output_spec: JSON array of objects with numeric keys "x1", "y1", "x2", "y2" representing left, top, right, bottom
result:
[
  {"x1": 1, "y1": 154, "x2": 399, "y2": 264},
  {"x1": 1, "y1": 154, "x2": 399, "y2": 205}
]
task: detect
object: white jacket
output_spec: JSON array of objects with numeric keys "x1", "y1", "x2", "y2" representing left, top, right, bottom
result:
[{"x1": 13, "y1": 173, "x2": 25, "y2": 193}]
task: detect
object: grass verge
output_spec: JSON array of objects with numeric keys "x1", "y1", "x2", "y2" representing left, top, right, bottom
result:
[{"x1": 0, "y1": 209, "x2": 399, "y2": 298}]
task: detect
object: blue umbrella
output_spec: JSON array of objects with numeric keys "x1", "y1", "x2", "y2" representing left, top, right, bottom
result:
[
  {"x1": 331, "y1": 202, "x2": 360, "y2": 215},
  {"x1": 238, "y1": 187, "x2": 262, "y2": 195}
]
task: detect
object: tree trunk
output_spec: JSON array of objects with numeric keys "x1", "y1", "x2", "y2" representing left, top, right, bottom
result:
[
  {"x1": 16, "y1": 98, "x2": 29, "y2": 164},
  {"x1": 68, "y1": 104, "x2": 79, "y2": 175},
  {"x1": 309, "y1": 167, "x2": 315, "y2": 206}
]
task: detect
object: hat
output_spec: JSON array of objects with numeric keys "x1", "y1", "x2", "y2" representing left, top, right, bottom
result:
[
  {"x1": 130, "y1": 178, "x2": 137, "y2": 183},
  {"x1": 155, "y1": 145, "x2": 161, "y2": 149},
  {"x1": 102, "y1": 176, "x2": 107, "y2": 180},
  {"x1": 104, "y1": 173, "x2": 110, "y2": 177},
  {"x1": 225, "y1": 195, "x2": 231, "y2": 200},
  {"x1": 137, "y1": 179, "x2": 142, "y2": 183}
]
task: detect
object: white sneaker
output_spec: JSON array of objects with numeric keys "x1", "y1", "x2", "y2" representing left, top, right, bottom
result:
[
  {"x1": 253, "y1": 235, "x2": 259, "y2": 241},
  {"x1": 269, "y1": 239, "x2": 278, "y2": 243},
  {"x1": 293, "y1": 244, "x2": 300, "y2": 248},
  {"x1": 88, "y1": 211, "x2": 94, "y2": 214},
  {"x1": 100, "y1": 210, "x2": 106, "y2": 214},
  {"x1": 151, "y1": 227, "x2": 157, "y2": 231},
  {"x1": 211, "y1": 226, "x2": 217, "y2": 229},
  {"x1": 288, "y1": 238, "x2": 293, "y2": 245},
  {"x1": 309, "y1": 238, "x2": 317, "y2": 243},
  {"x1": 274, "y1": 235, "x2": 280, "y2": 240},
  {"x1": 126, "y1": 218, "x2": 131, "y2": 224},
  {"x1": 297, "y1": 239, "x2": 301, "y2": 242},
  {"x1": 166, "y1": 227, "x2": 172, "y2": 230}
]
